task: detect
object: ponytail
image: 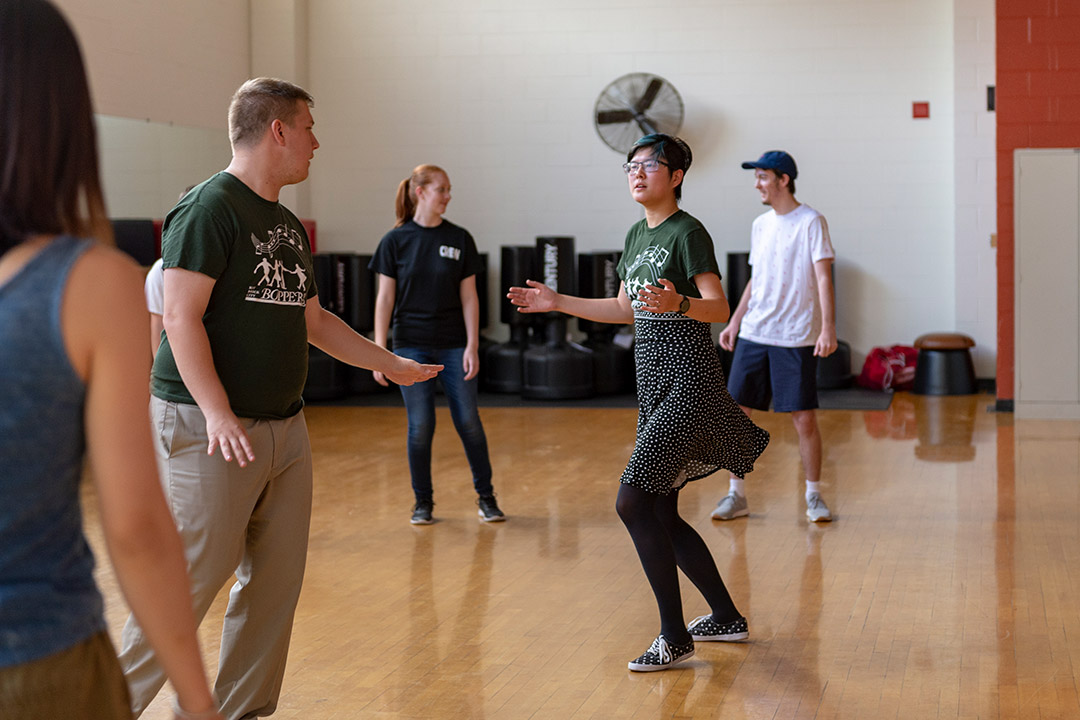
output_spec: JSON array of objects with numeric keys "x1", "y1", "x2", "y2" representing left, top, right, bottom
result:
[{"x1": 393, "y1": 177, "x2": 413, "y2": 227}]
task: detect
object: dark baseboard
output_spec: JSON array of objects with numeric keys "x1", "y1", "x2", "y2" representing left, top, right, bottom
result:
[{"x1": 976, "y1": 377, "x2": 996, "y2": 393}]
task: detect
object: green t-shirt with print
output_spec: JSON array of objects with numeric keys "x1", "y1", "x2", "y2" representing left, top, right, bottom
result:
[
  {"x1": 616, "y1": 209, "x2": 721, "y2": 310},
  {"x1": 150, "y1": 172, "x2": 317, "y2": 419}
]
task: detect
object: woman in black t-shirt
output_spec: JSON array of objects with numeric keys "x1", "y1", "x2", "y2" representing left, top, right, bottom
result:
[
  {"x1": 508, "y1": 135, "x2": 769, "y2": 672},
  {"x1": 369, "y1": 165, "x2": 503, "y2": 525}
]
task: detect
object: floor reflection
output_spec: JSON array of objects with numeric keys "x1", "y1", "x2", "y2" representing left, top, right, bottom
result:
[
  {"x1": 862, "y1": 392, "x2": 979, "y2": 462},
  {"x1": 914, "y1": 394, "x2": 978, "y2": 462}
]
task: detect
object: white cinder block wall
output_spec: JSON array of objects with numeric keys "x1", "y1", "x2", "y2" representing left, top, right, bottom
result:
[
  {"x1": 307, "y1": 0, "x2": 963, "y2": 371},
  {"x1": 953, "y1": 0, "x2": 996, "y2": 378},
  {"x1": 54, "y1": 0, "x2": 1000, "y2": 378}
]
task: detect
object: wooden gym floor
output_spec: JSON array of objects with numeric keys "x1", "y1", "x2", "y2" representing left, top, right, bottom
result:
[{"x1": 86, "y1": 392, "x2": 1080, "y2": 719}]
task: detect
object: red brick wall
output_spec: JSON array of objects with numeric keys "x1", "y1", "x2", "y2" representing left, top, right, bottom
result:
[{"x1": 996, "y1": 0, "x2": 1080, "y2": 401}]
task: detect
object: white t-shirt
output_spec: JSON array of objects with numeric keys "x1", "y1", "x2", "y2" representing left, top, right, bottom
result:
[
  {"x1": 738, "y1": 203, "x2": 834, "y2": 347},
  {"x1": 144, "y1": 257, "x2": 164, "y2": 316}
]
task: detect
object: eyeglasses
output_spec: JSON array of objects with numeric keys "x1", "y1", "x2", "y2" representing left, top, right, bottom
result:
[{"x1": 622, "y1": 159, "x2": 670, "y2": 175}]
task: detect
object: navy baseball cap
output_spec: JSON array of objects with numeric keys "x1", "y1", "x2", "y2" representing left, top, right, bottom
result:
[{"x1": 741, "y1": 150, "x2": 797, "y2": 180}]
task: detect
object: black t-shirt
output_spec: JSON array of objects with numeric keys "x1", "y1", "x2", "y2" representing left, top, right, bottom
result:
[{"x1": 369, "y1": 219, "x2": 483, "y2": 349}]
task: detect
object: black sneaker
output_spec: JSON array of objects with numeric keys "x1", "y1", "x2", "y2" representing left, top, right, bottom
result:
[
  {"x1": 627, "y1": 634, "x2": 695, "y2": 672},
  {"x1": 410, "y1": 500, "x2": 434, "y2": 525},
  {"x1": 687, "y1": 614, "x2": 748, "y2": 642},
  {"x1": 477, "y1": 495, "x2": 505, "y2": 522}
]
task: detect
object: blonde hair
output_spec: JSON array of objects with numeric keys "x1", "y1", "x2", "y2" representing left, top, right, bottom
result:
[
  {"x1": 394, "y1": 165, "x2": 447, "y2": 227},
  {"x1": 228, "y1": 77, "x2": 314, "y2": 149}
]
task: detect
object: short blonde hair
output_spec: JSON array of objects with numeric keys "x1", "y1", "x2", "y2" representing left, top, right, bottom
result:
[{"x1": 228, "y1": 77, "x2": 314, "y2": 149}]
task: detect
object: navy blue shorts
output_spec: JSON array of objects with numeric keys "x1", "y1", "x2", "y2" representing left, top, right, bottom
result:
[{"x1": 726, "y1": 338, "x2": 819, "y2": 412}]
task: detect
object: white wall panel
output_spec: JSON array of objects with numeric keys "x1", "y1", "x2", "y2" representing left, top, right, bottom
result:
[{"x1": 53, "y1": 0, "x2": 249, "y2": 129}]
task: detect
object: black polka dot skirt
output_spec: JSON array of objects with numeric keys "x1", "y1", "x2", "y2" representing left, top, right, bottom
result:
[{"x1": 620, "y1": 315, "x2": 770, "y2": 495}]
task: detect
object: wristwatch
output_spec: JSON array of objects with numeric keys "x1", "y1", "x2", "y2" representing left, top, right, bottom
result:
[{"x1": 677, "y1": 294, "x2": 691, "y2": 314}]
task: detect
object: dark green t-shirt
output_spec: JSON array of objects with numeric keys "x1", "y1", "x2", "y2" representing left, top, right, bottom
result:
[
  {"x1": 150, "y1": 172, "x2": 317, "y2": 419},
  {"x1": 616, "y1": 210, "x2": 721, "y2": 311}
]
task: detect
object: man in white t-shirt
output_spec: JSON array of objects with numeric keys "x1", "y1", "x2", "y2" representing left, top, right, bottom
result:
[{"x1": 715, "y1": 150, "x2": 837, "y2": 522}]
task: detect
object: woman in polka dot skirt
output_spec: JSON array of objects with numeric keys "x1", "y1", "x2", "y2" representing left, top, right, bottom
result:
[{"x1": 508, "y1": 134, "x2": 770, "y2": 672}]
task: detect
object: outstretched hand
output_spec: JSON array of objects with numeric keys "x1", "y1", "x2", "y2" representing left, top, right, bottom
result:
[
  {"x1": 507, "y1": 279, "x2": 558, "y2": 313},
  {"x1": 384, "y1": 358, "x2": 442, "y2": 387}
]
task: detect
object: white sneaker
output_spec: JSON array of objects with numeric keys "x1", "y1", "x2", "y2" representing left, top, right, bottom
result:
[
  {"x1": 806, "y1": 493, "x2": 832, "y2": 522},
  {"x1": 711, "y1": 492, "x2": 749, "y2": 520}
]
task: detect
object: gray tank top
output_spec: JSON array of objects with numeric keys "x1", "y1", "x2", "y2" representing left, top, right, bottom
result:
[{"x1": 0, "y1": 235, "x2": 105, "y2": 666}]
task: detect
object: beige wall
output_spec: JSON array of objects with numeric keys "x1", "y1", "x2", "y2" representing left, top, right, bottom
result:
[{"x1": 53, "y1": 0, "x2": 250, "y2": 129}]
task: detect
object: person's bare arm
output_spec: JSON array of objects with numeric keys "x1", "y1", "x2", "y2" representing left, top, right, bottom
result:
[
  {"x1": 460, "y1": 275, "x2": 481, "y2": 381},
  {"x1": 718, "y1": 278, "x2": 753, "y2": 351},
  {"x1": 162, "y1": 268, "x2": 254, "y2": 466},
  {"x1": 65, "y1": 248, "x2": 220, "y2": 719},
  {"x1": 507, "y1": 279, "x2": 634, "y2": 324},
  {"x1": 371, "y1": 273, "x2": 396, "y2": 386},
  {"x1": 305, "y1": 297, "x2": 442, "y2": 386},
  {"x1": 149, "y1": 312, "x2": 164, "y2": 358},
  {"x1": 813, "y1": 258, "x2": 837, "y2": 357}
]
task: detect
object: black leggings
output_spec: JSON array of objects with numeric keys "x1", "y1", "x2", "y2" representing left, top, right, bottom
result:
[{"x1": 615, "y1": 482, "x2": 739, "y2": 643}]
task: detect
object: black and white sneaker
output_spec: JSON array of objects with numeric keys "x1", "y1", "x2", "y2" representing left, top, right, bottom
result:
[
  {"x1": 627, "y1": 634, "x2": 695, "y2": 672},
  {"x1": 410, "y1": 500, "x2": 434, "y2": 525},
  {"x1": 687, "y1": 614, "x2": 749, "y2": 642},
  {"x1": 477, "y1": 495, "x2": 505, "y2": 522}
]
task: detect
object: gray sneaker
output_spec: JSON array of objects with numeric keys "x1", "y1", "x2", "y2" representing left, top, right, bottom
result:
[
  {"x1": 711, "y1": 492, "x2": 748, "y2": 520},
  {"x1": 805, "y1": 493, "x2": 832, "y2": 522}
]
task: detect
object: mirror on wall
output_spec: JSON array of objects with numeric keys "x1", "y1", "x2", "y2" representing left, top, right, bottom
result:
[{"x1": 97, "y1": 115, "x2": 231, "y2": 219}]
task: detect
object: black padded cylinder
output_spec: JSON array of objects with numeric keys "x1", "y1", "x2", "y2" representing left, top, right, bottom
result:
[
  {"x1": 913, "y1": 349, "x2": 977, "y2": 395},
  {"x1": 484, "y1": 338, "x2": 525, "y2": 394},
  {"x1": 303, "y1": 347, "x2": 346, "y2": 401},
  {"x1": 816, "y1": 339, "x2": 853, "y2": 389},
  {"x1": 476, "y1": 252, "x2": 489, "y2": 331},
  {"x1": 522, "y1": 236, "x2": 593, "y2": 400},
  {"x1": 312, "y1": 253, "x2": 335, "y2": 309},
  {"x1": 499, "y1": 246, "x2": 536, "y2": 326},
  {"x1": 577, "y1": 251, "x2": 622, "y2": 337},
  {"x1": 536, "y1": 236, "x2": 576, "y2": 295},
  {"x1": 726, "y1": 252, "x2": 751, "y2": 306},
  {"x1": 335, "y1": 253, "x2": 375, "y2": 333},
  {"x1": 485, "y1": 246, "x2": 537, "y2": 393},
  {"x1": 112, "y1": 219, "x2": 158, "y2": 266}
]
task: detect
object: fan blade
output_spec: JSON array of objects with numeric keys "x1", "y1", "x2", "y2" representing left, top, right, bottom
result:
[
  {"x1": 597, "y1": 109, "x2": 635, "y2": 125},
  {"x1": 635, "y1": 78, "x2": 663, "y2": 113},
  {"x1": 636, "y1": 116, "x2": 658, "y2": 136}
]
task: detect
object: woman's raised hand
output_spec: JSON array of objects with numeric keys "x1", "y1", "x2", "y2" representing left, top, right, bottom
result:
[{"x1": 507, "y1": 279, "x2": 558, "y2": 313}]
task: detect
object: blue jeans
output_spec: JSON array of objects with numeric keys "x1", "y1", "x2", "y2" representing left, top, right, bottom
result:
[{"x1": 395, "y1": 346, "x2": 493, "y2": 502}]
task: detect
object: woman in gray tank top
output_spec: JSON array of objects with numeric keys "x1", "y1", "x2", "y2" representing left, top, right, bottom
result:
[{"x1": 0, "y1": 2, "x2": 220, "y2": 718}]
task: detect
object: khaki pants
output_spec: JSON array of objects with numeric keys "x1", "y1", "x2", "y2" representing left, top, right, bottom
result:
[
  {"x1": 0, "y1": 631, "x2": 131, "y2": 720},
  {"x1": 119, "y1": 397, "x2": 313, "y2": 719}
]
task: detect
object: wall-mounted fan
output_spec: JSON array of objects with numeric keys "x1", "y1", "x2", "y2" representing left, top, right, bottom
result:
[{"x1": 594, "y1": 73, "x2": 684, "y2": 153}]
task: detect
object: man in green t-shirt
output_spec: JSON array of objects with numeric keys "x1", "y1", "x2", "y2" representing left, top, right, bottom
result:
[{"x1": 118, "y1": 78, "x2": 441, "y2": 720}]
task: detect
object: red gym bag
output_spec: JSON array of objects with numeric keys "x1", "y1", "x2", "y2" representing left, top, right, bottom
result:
[{"x1": 856, "y1": 345, "x2": 918, "y2": 391}]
